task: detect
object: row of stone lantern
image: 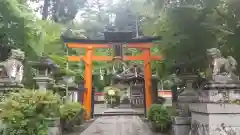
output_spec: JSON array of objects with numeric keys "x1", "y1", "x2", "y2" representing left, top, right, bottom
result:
[{"x1": 29, "y1": 56, "x2": 80, "y2": 102}]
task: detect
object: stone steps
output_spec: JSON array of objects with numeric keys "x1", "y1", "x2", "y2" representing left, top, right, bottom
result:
[
  {"x1": 95, "y1": 112, "x2": 145, "y2": 117},
  {"x1": 94, "y1": 108, "x2": 145, "y2": 117}
]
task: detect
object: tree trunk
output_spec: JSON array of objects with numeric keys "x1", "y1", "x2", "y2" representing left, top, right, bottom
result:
[
  {"x1": 42, "y1": 0, "x2": 50, "y2": 20},
  {"x1": 52, "y1": 0, "x2": 61, "y2": 22}
]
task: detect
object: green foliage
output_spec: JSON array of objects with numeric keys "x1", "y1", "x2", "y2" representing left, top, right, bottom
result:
[
  {"x1": 0, "y1": 0, "x2": 68, "y2": 61},
  {"x1": 0, "y1": 0, "x2": 41, "y2": 58},
  {"x1": 230, "y1": 99, "x2": 240, "y2": 105},
  {"x1": 143, "y1": 0, "x2": 240, "y2": 74},
  {"x1": 60, "y1": 102, "x2": 84, "y2": 121},
  {"x1": 93, "y1": 74, "x2": 112, "y2": 92},
  {"x1": 49, "y1": 54, "x2": 85, "y2": 88},
  {"x1": 147, "y1": 104, "x2": 171, "y2": 132},
  {"x1": 103, "y1": 86, "x2": 121, "y2": 105},
  {"x1": 0, "y1": 89, "x2": 61, "y2": 135},
  {"x1": 36, "y1": 21, "x2": 65, "y2": 55},
  {"x1": 59, "y1": 102, "x2": 85, "y2": 131},
  {"x1": 56, "y1": 68, "x2": 76, "y2": 77},
  {"x1": 49, "y1": 54, "x2": 80, "y2": 81}
]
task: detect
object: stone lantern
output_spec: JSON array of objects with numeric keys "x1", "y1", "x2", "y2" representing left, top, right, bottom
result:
[
  {"x1": 67, "y1": 83, "x2": 79, "y2": 102},
  {"x1": 30, "y1": 56, "x2": 58, "y2": 91},
  {"x1": 172, "y1": 65, "x2": 198, "y2": 135},
  {"x1": 63, "y1": 75, "x2": 77, "y2": 101},
  {"x1": 55, "y1": 78, "x2": 79, "y2": 102}
]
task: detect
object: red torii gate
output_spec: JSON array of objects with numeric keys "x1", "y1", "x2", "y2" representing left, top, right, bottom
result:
[{"x1": 62, "y1": 36, "x2": 161, "y2": 120}]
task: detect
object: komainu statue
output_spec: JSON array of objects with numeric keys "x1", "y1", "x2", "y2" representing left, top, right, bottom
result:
[
  {"x1": 0, "y1": 49, "x2": 25, "y2": 83},
  {"x1": 207, "y1": 48, "x2": 239, "y2": 82}
]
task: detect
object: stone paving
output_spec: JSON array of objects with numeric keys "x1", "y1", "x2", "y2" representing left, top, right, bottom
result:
[{"x1": 79, "y1": 116, "x2": 153, "y2": 135}]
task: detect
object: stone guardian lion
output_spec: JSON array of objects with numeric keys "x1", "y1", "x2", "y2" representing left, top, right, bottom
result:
[{"x1": 206, "y1": 48, "x2": 239, "y2": 82}]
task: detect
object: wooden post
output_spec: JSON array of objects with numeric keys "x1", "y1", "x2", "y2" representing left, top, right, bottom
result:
[
  {"x1": 143, "y1": 48, "x2": 152, "y2": 112},
  {"x1": 83, "y1": 47, "x2": 93, "y2": 120}
]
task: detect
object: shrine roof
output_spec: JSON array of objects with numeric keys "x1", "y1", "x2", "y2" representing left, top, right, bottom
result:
[{"x1": 61, "y1": 35, "x2": 161, "y2": 44}]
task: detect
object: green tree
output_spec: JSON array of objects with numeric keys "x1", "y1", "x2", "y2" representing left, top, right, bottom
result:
[{"x1": 144, "y1": 0, "x2": 240, "y2": 73}]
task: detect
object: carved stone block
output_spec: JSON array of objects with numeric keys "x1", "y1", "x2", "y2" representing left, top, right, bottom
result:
[
  {"x1": 198, "y1": 89, "x2": 240, "y2": 103},
  {"x1": 189, "y1": 103, "x2": 240, "y2": 135}
]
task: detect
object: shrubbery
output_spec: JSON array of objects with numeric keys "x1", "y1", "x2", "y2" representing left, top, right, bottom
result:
[
  {"x1": 60, "y1": 102, "x2": 85, "y2": 131},
  {"x1": 147, "y1": 104, "x2": 171, "y2": 133},
  {"x1": 103, "y1": 86, "x2": 121, "y2": 107},
  {"x1": 0, "y1": 89, "x2": 61, "y2": 135},
  {"x1": 0, "y1": 89, "x2": 85, "y2": 135}
]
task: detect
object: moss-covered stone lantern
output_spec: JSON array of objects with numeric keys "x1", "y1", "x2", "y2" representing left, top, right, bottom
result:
[{"x1": 29, "y1": 56, "x2": 58, "y2": 91}]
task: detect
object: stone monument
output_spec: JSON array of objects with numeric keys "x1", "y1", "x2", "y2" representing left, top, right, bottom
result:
[
  {"x1": 0, "y1": 49, "x2": 25, "y2": 93},
  {"x1": 189, "y1": 48, "x2": 240, "y2": 135}
]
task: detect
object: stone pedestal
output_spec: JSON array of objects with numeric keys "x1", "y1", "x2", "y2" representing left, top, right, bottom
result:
[
  {"x1": 0, "y1": 79, "x2": 24, "y2": 100},
  {"x1": 190, "y1": 103, "x2": 240, "y2": 135},
  {"x1": 189, "y1": 81, "x2": 240, "y2": 135},
  {"x1": 172, "y1": 117, "x2": 191, "y2": 135},
  {"x1": 198, "y1": 81, "x2": 240, "y2": 102},
  {"x1": 0, "y1": 79, "x2": 24, "y2": 87},
  {"x1": 172, "y1": 74, "x2": 198, "y2": 135},
  {"x1": 34, "y1": 76, "x2": 53, "y2": 91},
  {"x1": 45, "y1": 117, "x2": 61, "y2": 135}
]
